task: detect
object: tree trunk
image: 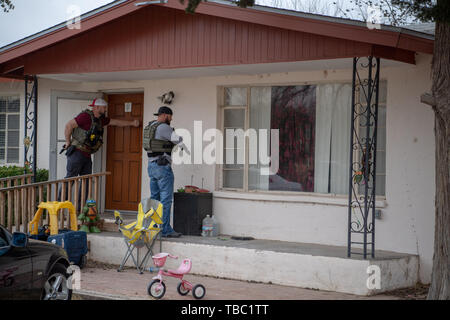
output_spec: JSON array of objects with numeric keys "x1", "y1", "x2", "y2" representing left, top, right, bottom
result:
[{"x1": 427, "y1": 20, "x2": 450, "y2": 300}]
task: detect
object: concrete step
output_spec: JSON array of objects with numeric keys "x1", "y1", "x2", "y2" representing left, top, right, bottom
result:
[
  {"x1": 99, "y1": 213, "x2": 135, "y2": 233},
  {"x1": 86, "y1": 232, "x2": 419, "y2": 296},
  {"x1": 99, "y1": 219, "x2": 120, "y2": 233}
]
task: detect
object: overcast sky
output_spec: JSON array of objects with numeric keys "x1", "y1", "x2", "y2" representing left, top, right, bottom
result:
[{"x1": 0, "y1": 0, "x2": 114, "y2": 48}]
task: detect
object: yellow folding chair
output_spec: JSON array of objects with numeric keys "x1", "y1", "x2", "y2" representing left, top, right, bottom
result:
[{"x1": 114, "y1": 198, "x2": 163, "y2": 273}]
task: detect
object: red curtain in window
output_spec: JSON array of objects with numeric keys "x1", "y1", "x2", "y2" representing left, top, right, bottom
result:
[{"x1": 270, "y1": 86, "x2": 316, "y2": 192}]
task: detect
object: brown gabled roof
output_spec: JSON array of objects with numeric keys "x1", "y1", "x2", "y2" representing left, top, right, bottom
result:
[{"x1": 0, "y1": 0, "x2": 434, "y2": 79}]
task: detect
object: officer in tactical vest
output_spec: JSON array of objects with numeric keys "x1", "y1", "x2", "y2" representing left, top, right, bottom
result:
[
  {"x1": 63, "y1": 98, "x2": 139, "y2": 179},
  {"x1": 144, "y1": 106, "x2": 185, "y2": 238}
]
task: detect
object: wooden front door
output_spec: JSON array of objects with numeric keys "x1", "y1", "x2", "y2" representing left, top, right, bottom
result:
[{"x1": 105, "y1": 93, "x2": 143, "y2": 211}]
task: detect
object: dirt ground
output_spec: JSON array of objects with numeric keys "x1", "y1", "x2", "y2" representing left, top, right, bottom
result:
[{"x1": 382, "y1": 283, "x2": 430, "y2": 300}]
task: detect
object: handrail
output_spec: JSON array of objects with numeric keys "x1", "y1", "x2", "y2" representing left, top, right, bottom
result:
[
  {"x1": 0, "y1": 174, "x2": 33, "y2": 183},
  {"x1": 0, "y1": 172, "x2": 110, "y2": 233},
  {"x1": 0, "y1": 172, "x2": 110, "y2": 192}
]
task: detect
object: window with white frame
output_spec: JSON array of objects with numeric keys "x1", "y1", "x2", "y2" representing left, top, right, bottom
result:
[
  {"x1": 220, "y1": 82, "x2": 387, "y2": 196},
  {"x1": 0, "y1": 95, "x2": 20, "y2": 164}
]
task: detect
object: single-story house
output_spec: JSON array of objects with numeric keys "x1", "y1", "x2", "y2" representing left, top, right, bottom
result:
[{"x1": 0, "y1": 0, "x2": 436, "y2": 294}]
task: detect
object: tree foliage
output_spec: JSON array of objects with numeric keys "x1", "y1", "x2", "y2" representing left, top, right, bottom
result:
[
  {"x1": 0, "y1": 0, "x2": 14, "y2": 12},
  {"x1": 392, "y1": 0, "x2": 450, "y2": 22},
  {"x1": 256, "y1": 0, "x2": 349, "y2": 20},
  {"x1": 0, "y1": 0, "x2": 256, "y2": 14},
  {"x1": 343, "y1": 0, "x2": 419, "y2": 26}
]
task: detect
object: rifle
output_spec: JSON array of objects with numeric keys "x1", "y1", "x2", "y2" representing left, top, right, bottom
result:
[{"x1": 60, "y1": 144, "x2": 76, "y2": 156}]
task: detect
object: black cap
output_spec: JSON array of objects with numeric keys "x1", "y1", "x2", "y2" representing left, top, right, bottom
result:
[{"x1": 154, "y1": 106, "x2": 173, "y2": 116}]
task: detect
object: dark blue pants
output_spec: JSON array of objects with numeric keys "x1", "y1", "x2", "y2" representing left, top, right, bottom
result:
[
  {"x1": 59, "y1": 150, "x2": 92, "y2": 206},
  {"x1": 66, "y1": 150, "x2": 92, "y2": 178},
  {"x1": 148, "y1": 161, "x2": 175, "y2": 236}
]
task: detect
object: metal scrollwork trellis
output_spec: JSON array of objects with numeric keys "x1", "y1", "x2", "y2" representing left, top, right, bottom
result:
[
  {"x1": 24, "y1": 76, "x2": 38, "y2": 180},
  {"x1": 347, "y1": 56, "x2": 380, "y2": 259}
]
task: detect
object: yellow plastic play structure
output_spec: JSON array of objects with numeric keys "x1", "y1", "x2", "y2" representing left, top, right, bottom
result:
[
  {"x1": 114, "y1": 198, "x2": 163, "y2": 273},
  {"x1": 29, "y1": 201, "x2": 78, "y2": 236},
  {"x1": 114, "y1": 201, "x2": 163, "y2": 244}
]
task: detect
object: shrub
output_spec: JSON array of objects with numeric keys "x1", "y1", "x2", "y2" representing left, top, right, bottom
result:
[
  {"x1": 0, "y1": 165, "x2": 28, "y2": 179},
  {"x1": 0, "y1": 165, "x2": 49, "y2": 183},
  {"x1": 35, "y1": 168, "x2": 49, "y2": 183},
  {"x1": 0, "y1": 166, "x2": 50, "y2": 227}
]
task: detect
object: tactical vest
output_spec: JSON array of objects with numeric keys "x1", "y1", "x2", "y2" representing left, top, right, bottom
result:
[
  {"x1": 71, "y1": 110, "x2": 104, "y2": 154},
  {"x1": 143, "y1": 120, "x2": 175, "y2": 155}
]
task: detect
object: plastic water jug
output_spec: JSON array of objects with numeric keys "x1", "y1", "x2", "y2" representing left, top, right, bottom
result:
[
  {"x1": 211, "y1": 215, "x2": 219, "y2": 237},
  {"x1": 201, "y1": 215, "x2": 213, "y2": 237}
]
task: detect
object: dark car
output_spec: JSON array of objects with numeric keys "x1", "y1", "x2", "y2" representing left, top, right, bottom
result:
[{"x1": 0, "y1": 225, "x2": 72, "y2": 300}]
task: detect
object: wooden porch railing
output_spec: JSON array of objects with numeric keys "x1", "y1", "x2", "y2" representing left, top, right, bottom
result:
[
  {"x1": 0, "y1": 172, "x2": 110, "y2": 233},
  {"x1": 0, "y1": 174, "x2": 34, "y2": 188}
]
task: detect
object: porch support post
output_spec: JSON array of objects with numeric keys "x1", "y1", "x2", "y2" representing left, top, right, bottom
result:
[
  {"x1": 347, "y1": 56, "x2": 380, "y2": 259},
  {"x1": 24, "y1": 75, "x2": 38, "y2": 181}
]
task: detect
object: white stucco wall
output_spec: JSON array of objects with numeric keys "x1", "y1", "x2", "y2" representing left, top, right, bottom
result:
[
  {"x1": 0, "y1": 54, "x2": 435, "y2": 283},
  {"x1": 376, "y1": 54, "x2": 435, "y2": 283}
]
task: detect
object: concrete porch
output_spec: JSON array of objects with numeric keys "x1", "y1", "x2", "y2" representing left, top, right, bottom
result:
[{"x1": 87, "y1": 229, "x2": 419, "y2": 296}]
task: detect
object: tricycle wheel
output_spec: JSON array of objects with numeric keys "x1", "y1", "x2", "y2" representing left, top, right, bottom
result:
[
  {"x1": 192, "y1": 284, "x2": 206, "y2": 299},
  {"x1": 148, "y1": 280, "x2": 166, "y2": 299},
  {"x1": 177, "y1": 282, "x2": 190, "y2": 296}
]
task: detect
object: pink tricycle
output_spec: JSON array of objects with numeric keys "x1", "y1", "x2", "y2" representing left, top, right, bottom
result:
[{"x1": 147, "y1": 253, "x2": 206, "y2": 299}]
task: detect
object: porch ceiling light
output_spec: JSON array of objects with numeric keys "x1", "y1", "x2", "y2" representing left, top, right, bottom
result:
[{"x1": 158, "y1": 91, "x2": 175, "y2": 105}]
